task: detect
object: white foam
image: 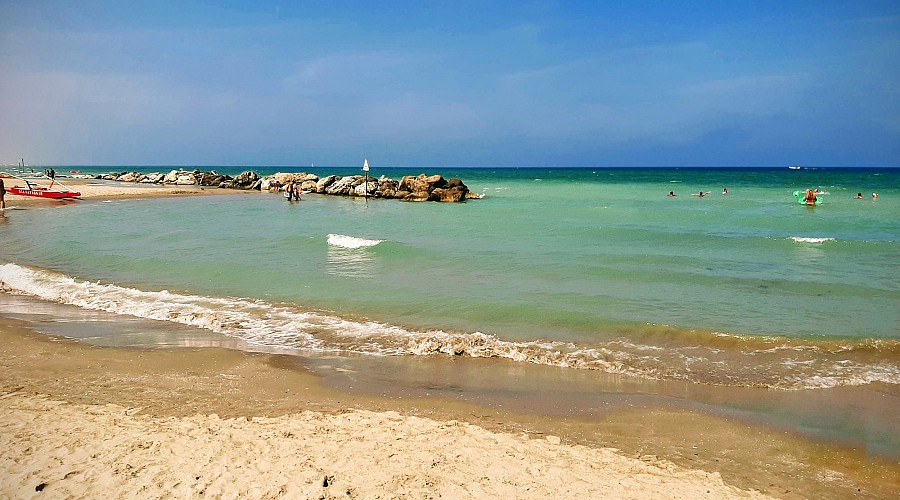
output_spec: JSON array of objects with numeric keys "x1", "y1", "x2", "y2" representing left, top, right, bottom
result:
[
  {"x1": 2, "y1": 262, "x2": 897, "y2": 391},
  {"x1": 790, "y1": 237, "x2": 835, "y2": 244},
  {"x1": 0, "y1": 263, "x2": 325, "y2": 351},
  {"x1": 327, "y1": 234, "x2": 383, "y2": 249}
]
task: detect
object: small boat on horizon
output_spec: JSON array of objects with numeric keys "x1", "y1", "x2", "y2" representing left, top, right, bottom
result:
[{"x1": 788, "y1": 166, "x2": 801, "y2": 170}]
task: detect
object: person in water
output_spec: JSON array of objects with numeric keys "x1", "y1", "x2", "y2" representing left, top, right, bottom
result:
[
  {"x1": 0, "y1": 177, "x2": 6, "y2": 209},
  {"x1": 284, "y1": 181, "x2": 295, "y2": 200},
  {"x1": 692, "y1": 191, "x2": 707, "y2": 197},
  {"x1": 802, "y1": 189, "x2": 818, "y2": 205},
  {"x1": 873, "y1": 192, "x2": 879, "y2": 199},
  {"x1": 722, "y1": 187, "x2": 728, "y2": 195},
  {"x1": 854, "y1": 193, "x2": 863, "y2": 199},
  {"x1": 667, "y1": 191, "x2": 676, "y2": 197}
]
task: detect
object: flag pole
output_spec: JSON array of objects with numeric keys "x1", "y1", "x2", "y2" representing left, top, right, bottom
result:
[{"x1": 362, "y1": 158, "x2": 370, "y2": 207}]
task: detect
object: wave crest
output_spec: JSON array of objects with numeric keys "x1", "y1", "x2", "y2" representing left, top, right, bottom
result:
[
  {"x1": 790, "y1": 237, "x2": 835, "y2": 244},
  {"x1": 2, "y1": 263, "x2": 897, "y2": 391},
  {"x1": 327, "y1": 234, "x2": 383, "y2": 249}
]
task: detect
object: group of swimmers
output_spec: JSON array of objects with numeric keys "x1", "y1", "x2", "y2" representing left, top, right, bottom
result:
[
  {"x1": 667, "y1": 188, "x2": 728, "y2": 197},
  {"x1": 801, "y1": 189, "x2": 879, "y2": 205},
  {"x1": 667, "y1": 187, "x2": 879, "y2": 205}
]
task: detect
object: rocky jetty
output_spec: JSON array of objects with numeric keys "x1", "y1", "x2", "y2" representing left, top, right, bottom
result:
[{"x1": 88, "y1": 169, "x2": 478, "y2": 202}]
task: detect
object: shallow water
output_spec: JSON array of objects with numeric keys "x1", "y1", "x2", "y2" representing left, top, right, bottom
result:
[
  {"x1": 1, "y1": 166, "x2": 899, "y2": 455},
  {"x1": 2, "y1": 168, "x2": 898, "y2": 387}
]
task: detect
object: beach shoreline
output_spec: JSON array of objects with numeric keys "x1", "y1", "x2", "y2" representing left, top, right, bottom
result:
[
  {"x1": 0, "y1": 320, "x2": 765, "y2": 499},
  {"x1": 2, "y1": 178, "x2": 898, "y2": 498},
  {"x1": 1, "y1": 313, "x2": 898, "y2": 499},
  {"x1": 1, "y1": 177, "x2": 249, "y2": 208}
]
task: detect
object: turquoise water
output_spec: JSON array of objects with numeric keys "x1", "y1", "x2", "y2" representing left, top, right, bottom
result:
[{"x1": 1, "y1": 167, "x2": 898, "y2": 390}]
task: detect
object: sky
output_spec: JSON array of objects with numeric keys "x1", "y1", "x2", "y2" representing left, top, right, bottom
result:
[{"x1": 0, "y1": 1, "x2": 898, "y2": 167}]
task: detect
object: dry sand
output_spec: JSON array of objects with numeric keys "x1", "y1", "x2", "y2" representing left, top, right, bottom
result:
[
  {"x1": 1, "y1": 176, "x2": 248, "y2": 208},
  {"x1": 2, "y1": 393, "x2": 768, "y2": 499}
]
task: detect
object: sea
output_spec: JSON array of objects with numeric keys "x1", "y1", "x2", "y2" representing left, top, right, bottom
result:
[{"x1": 1, "y1": 166, "x2": 898, "y2": 456}]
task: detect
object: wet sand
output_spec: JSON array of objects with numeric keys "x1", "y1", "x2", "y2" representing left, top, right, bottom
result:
[
  {"x1": 1, "y1": 317, "x2": 898, "y2": 499},
  {"x1": 0, "y1": 321, "x2": 770, "y2": 499}
]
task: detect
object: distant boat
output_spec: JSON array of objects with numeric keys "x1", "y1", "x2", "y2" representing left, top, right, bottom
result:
[{"x1": 788, "y1": 166, "x2": 801, "y2": 170}]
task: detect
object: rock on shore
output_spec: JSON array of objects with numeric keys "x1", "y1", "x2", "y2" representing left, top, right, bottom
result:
[{"x1": 88, "y1": 169, "x2": 479, "y2": 202}]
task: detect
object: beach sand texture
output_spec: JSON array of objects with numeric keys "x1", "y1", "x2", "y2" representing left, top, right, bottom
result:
[
  {"x1": 1, "y1": 392, "x2": 766, "y2": 499},
  {"x1": 0, "y1": 311, "x2": 771, "y2": 499},
  {"x1": 1, "y1": 177, "x2": 228, "y2": 205}
]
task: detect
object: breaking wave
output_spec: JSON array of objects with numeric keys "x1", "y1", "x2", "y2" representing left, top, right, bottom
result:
[
  {"x1": 2, "y1": 263, "x2": 898, "y2": 391},
  {"x1": 790, "y1": 237, "x2": 836, "y2": 244},
  {"x1": 327, "y1": 234, "x2": 383, "y2": 249}
]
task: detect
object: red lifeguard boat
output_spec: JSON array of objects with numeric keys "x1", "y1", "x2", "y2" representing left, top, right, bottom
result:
[{"x1": 1, "y1": 173, "x2": 81, "y2": 199}]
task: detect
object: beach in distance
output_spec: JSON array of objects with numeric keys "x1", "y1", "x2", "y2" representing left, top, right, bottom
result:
[{"x1": 1, "y1": 167, "x2": 899, "y2": 498}]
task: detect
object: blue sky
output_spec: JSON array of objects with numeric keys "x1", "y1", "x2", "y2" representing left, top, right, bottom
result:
[{"x1": 1, "y1": 1, "x2": 898, "y2": 167}]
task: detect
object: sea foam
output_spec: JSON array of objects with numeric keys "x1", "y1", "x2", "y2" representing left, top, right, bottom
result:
[
  {"x1": 790, "y1": 237, "x2": 835, "y2": 244},
  {"x1": 327, "y1": 234, "x2": 383, "y2": 249},
  {"x1": 2, "y1": 262, "x2": 897, "y2": 391}
]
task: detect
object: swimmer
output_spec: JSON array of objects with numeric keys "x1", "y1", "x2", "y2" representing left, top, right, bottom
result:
[
  {"x1": 854, "y1": 193, "x2": 863, "y2": 199},
  {"x1": 691, "y1": 191, "x2": 707, "y2": 198},
  {"x1": 722, "y1": 187, "x2": 728, "y2": 195},
  {"x1": 802, "y1": 189, "x2": 818, "y2": 205},
  {"x1": 873, "y1": 192, "x2": 879, "y2": 199},
  {"x1": 667, "y1": 191, "x2": 676, "y2": 197}
]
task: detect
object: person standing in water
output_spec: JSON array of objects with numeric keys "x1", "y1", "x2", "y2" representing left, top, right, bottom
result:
[
  {"x1": 0, "y1": 177, "x2": 6, "y2": 209},
  {"x1": 284, "y1": 181, "x2": 295, "y2": 200}
]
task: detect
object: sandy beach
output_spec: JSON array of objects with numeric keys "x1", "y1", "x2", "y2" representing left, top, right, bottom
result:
[
  {"x1": 0, "y1": 321, "x2": 777, "y2": 500},
  {"x1": 2, "y1": 180, "x2": 898, "y2": 499},
  {"x1": 1, "y1": 176, "x2": 245, "y2": 208}
]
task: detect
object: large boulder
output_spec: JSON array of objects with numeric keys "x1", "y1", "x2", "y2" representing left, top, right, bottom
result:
[
  {"x1": 424, "y1": 174, "x2": 447, "y2": 188},
  {"x1": 163, "y1": 169, "x2": 197, "y2": 184},
  {"x1": 272, "y1": 172, "x2": 320, "y2": 185},
  {"x1": 325, "y1": 176, "x2": 360, "y2": 195},
  {"x1": 397, "y1": 173, "x2": 466, "y2": 201},
  {"x1": 116, "y1": 171, "x2": 142, "y2": 183},
  {"x1": 260, "y1": 177, "x2": 278, "y2": 191},
  {"x1": 198, "y1": 172, "x2": 229, "y2": 186},
  {"x1": 402, "y1": 191, "x2": 431, "y2": 202},
  {"x1": 140, "y1": 172, "x2": 165, "y2": 184},
  {"x1": 399, "y1": 174, "x2": 429, "y2": 193},
  {"x1": 316, "y1": 175, "x2": 339, "y2": 193},
  {"x1": 352, "y1": 179, "x2": 378, "y2": 197},
  {"x1": 175, "y1": 172, "x2": 197, "y2": 185},
  {"x1": 374, "y1": 176, "x2": 400, "y2": 198},
  {"x1": 232, "y1": 170, "x2": 260, "y2": 189},
  {"x1": 429, "y1": 186, "x2": 468, "y2": 203},
  {"x1": 273, "y1": 172, "x2": 299, "y2": 184}
]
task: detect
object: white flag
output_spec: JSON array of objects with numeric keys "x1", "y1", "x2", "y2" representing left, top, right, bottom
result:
[{"x1": 362, "y1": 159, "x2": 370, "y2": 172}]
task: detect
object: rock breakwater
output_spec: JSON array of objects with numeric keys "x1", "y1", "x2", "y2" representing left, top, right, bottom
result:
[{"x1": 85, "y1": 169, "x2": 478, "y2": 202}]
